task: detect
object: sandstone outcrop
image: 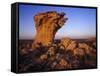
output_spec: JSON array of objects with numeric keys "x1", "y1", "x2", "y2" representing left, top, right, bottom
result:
[{"x1": 32, "y1": 11, "x2": 68, "y2": 49}]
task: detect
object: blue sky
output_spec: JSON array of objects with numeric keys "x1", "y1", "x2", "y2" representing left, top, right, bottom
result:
[{"x1": 19, "y1": 4, "x2": 96, "y2": 39}]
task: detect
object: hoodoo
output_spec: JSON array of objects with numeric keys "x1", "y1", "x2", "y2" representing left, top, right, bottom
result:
[{"x1": 32, "y1": 11, "x2": 68, "y2": 49}]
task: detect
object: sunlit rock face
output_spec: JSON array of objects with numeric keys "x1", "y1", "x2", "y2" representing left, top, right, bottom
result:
[
  {"x1": 60, "y1": 38, "x2": 71, "y2": 49},
  {"x1": 32, "y1": 11, "x2": 68, "y2": 49},
  {"x1": 59, "y1": 38, "x2": 78, "y2": 52},
  {"x1": 78, "y1": 43, "x2": 93, "y2": 54}
]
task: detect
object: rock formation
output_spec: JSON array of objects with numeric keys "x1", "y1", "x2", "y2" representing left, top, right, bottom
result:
[
  {"x1": 60, "y1": 38, "x2": 71, "y2": 49},
  {"x1": 32, "y1": 11, "x2": 68, "y2": 49},
  {"x1": 78, "y1": 43, "x2": 93, "y2": 54},
  {"x1": 18, "y1": 11, "x2": 96, "y2": 72}
]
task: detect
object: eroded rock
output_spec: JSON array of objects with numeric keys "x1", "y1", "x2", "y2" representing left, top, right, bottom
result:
[
  {"x1": 32, "y1": 11, "x2": 68, "y2": 49},
  {"x1": 67, "y1": 41, "x2": 77, "y2": 51},
  {"x1": 60, "y1": 38, "x2": 71, "y2": 49},
  {"x1": 78, "y1": 43, "x2": 93, "y2": 54},
  {"x1": 73, "y1": 48, "x2": 85, "y2": 56}
]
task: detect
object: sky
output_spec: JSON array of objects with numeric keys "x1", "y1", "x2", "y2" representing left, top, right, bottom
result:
[{"x1": 19, "y1": 4, "x2": 96, "y2": 39}]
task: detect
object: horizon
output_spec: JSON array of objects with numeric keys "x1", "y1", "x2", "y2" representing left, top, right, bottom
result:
[
  {"x1": 19, "y1": 36, "x2": 96, "y2": 40},
  {"x1": 19, "y1": 4, "x2": 96, "y2": 39}
]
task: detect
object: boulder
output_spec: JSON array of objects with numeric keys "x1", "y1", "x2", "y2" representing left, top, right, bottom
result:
[
  {"x1": 46, "y1": 47, "x2": 56, "y2": 56},
  {"x1": 40, "y1": 54, "x2": 48, "y2": 61},
  {"x1": 67, "y1": 41, "x2": 77, "y2": 51},
  {"x1": 78, "y1": 43, "x2": 92, "y2": 54},
  {"x1": 73, "y1": 48, "x2": 85, "y2": 56},
  {"x1": 60, "y1": 38, "x2": 71, "y2": 49}
]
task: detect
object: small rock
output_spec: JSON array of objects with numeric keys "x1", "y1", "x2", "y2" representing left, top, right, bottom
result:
[
  {"x1": 40, "y1": 54, "x2": 48, "y2": 61},
  {"x1": 74, "y1": 48, "x2": 85, "y2": 56}
]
